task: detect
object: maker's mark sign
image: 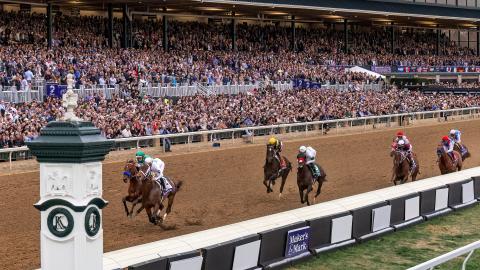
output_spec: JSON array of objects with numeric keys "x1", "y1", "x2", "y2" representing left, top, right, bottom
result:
[{"x1": 285, "y1": 226, "x2": 310, "y2": 258}]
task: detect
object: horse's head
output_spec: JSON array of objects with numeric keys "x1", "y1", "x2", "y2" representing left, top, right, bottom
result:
[
  {"x1": 135, "y1": 163, "x2": 152, "y2": 183},
  {"x1": 266, "y1": 144, "x2": 275, "y2": 163},
  {"x1": 392, "y1": 150, "x2": 406, "y2": 167},
  {"x1": 123, "y1": 160, "x2": 138, "y2": 183},
  {"x1": 436, "y1": 145, "x2": 445, "y2": 157}
]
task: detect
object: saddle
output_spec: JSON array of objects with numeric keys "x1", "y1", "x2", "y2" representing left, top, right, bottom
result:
[{"x1": 308, "y1": 163, "x2": 322, "y2": 182}]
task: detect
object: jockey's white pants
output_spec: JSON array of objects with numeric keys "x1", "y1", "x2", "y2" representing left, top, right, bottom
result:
[{"x1": 306, "y1": 147, "x2": 316, "y2": 164}]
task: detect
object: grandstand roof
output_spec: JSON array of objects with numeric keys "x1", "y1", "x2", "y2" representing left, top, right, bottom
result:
[{"x1": 16, "y1": 0, "x2": 480, "y2": 29}]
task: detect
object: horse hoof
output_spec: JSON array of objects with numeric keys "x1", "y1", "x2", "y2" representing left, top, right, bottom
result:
[{"x1": 278, "y1": 193, "x2": 282, "y2": 199}]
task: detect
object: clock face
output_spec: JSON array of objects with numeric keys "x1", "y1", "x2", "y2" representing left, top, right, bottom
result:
[
  {"x1": 47, "y1": 208, "x2": 74, "y2": 238},
  {"x1": 85, "y1": 207, "x2": 101, "y2": 237}
]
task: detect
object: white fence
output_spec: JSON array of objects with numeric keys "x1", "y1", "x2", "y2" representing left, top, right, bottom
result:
[
  {"x1": 1, "y1": 107, "x2": 479, "y2": 169},
  {"x1": 408, "y1": 240, "x2": 480, "y2": 270},
  {"x1": 138, "y1": 81, "x2": 294, "y2": 97}
]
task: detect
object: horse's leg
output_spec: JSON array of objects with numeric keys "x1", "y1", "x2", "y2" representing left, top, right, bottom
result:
[
  {"x1": 263, "y1": 176, "x2": 273, "y2": 193},
  {"x1": 299, "y1": 187, "x2": 305, "y2": 204},
  {"x1": 135, "y1": 205, "x2": 145, "y2": 216},
  {"x1": 305, "y1": 185, "x2": 313, "y2": 206},
  {"x1": 129, "y1": 196, "x2": 142, "y2": 218},
  {"x1": 278, "y1": 172, "x2": 288, "y2": 198},
  {"x1": 145, "y1": 207, "x2": 156, "y2": 225},
  {"x1": 163, "y1": 193, "x2": 176, "y2": 222},
  {"x1": 314, "y1": 180, "x2": 324, "y2": 204},
  {"x1": 122, "y1": 196, "x2": 130, "y2": 217}
]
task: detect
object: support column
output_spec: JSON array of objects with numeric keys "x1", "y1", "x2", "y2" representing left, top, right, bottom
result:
[
  {"x1": 390, "y1": 22, "x2": 395, "y2": 54},
  {"x1": 123, "y1": 3, "x2": 129, "y2": 48},
  {"x1": 27, "y1": 74, "x2": 113, "y2": 270},
  {"x1": 291, "y1": 15, "x2": 296, "y2": 52},
  {"x1": 436, "y1": 26, "x2": 440, "y2": 56},
  {"x1": 108, "y1": 3, "x2": 113, "y2": 48},
  {"x1": 231, "y1": 11, "x2": 237, "y2": 51},
  {"x1": 47, "y1": 3, "x2": 52, "y2": 49},
  {"x1": 163, "y1": 7, "x2": 168, "y2": 51},
  {"x1": 477, "y1": 26, "x2": 479, "y2": 56},
  {"x1": 344, "y1": 19, "x2": 348, "y2": 54}
]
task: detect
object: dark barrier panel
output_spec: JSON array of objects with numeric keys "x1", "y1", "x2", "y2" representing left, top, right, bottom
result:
[
  {"x1": 388, "y1": 193, "x2": 424, "y2": 230},
  {"x1": 419, "y1": 186, "x2": 451, "y2": 220},
  {"x1": 168, "y1": 251, "x2": 203, "y2": 270},
  {"x1": 351, "y1": 202, "x2": 394, "y2": 242},
  {"x1": 258, "y1": 221, "x2": 310, "y2": 269},
  {"x1": 202, "y1": 234, "x2": 260, "y2": 270},
  {"x1": 474, "y1": 177, "x2": 480, "y2": 200},
  {"x1": 307, "y1": 212, "x2": 355, "y2": 254},
  {"x1": 447, "y1": 180, "x2": 477, "y2": 210}
]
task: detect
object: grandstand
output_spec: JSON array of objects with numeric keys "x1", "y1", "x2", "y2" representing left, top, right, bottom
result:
[{"x1": 3, "y1": 1, "x2": 480, "y2": 270}]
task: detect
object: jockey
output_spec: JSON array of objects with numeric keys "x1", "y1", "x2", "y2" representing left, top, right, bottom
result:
[
  {"x1": 268, "y1": 137, "x2": 286, "y2": 169},
  {"x1": 299, "y1": 145, "x2": 321, "y2": 179},
  {"x1": 441, "y1": 136, "x2": 456, "y2": 161},
  {"x1": 144, "y1": 157, "x2": 172, "y2": 196},
  {"x1": 392, "y1": 131, "x2": 416, "y2": 173},
  {"x1": 449, "y1": 129, "x2": 465, "y2": 154}
]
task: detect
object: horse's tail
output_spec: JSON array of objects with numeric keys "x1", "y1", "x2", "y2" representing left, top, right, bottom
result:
[{"x1": 175, "y1": 181, "x2": 184, "y2": 190}]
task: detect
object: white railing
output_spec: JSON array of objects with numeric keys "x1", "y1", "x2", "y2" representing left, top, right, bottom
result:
[
  {"x1": 408, "y1": 240, "x2": 480, "y2": 270},
  {"x1": 73, "y1": 85, "x2": 120, "y2": 99},
  {"x1": 1, "y1": 107, "x2": 479, "y2": 170},
  {"x1": 138, "y1": 81, "x2": 294, "y2": 97}
]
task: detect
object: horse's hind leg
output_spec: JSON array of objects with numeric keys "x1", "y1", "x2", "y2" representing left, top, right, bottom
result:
[
  {"x1": 163, "y1": 193, "x2": 176, "y2": 222},
  {"x1": 145, "y1": 207, "x2": 157, "y2": 225},
  {"x1": 278, "y1": 173, "x2": 288, "y2": 198},
  {"x1": 314, "y1": 181, "x2": 324, "y2": 204}
]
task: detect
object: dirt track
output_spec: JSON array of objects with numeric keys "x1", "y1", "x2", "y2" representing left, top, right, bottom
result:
[{"x1": 1, "y1": 119, "x2": 479, "y2": 270}]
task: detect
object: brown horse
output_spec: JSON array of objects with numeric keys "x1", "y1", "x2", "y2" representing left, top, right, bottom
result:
[
  {"x1": 134, "y1": 164, "x2": 183, "y2": 225},
  {"x1": 297, "y1": 156, "x2": 326, "y2": 206},
  {"x1": 390, "y1": 150, "x2": 419, "y2": 185},
  {"x1": 263, "y1": 144, "x2": 292, "y2": 198},
  {"x1": 454, "y1": 143, "x2": 471, "y2": 161},
  {"x1": 122, "y1": 160, "x2": 144, "y2": 218},
  {"x1": 437, "y1": 146, "x2": 462, "y2": 175}
]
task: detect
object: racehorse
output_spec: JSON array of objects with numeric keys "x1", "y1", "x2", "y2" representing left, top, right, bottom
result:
[
  {"x1": 390, "y1": 150, "x2": 419, "y2": 185},
  {"x1": 453, "y1": 143, "x2": 471, "y2": 161},
  {"x1": 437, "y1": 145, "x2": 462, "y2": 175},
  {"x1": 122, "y1": 160, "x2": 144, "y2": 218},
  {"x1": 134, "y1": 164, "x2": 183, "y2": 225},
  {"x1": 263, "y1": 144, "x2": 292, "y2": 197},
  {"x1": 297, "y1": 156, "x2": 326, "y2": 206}
]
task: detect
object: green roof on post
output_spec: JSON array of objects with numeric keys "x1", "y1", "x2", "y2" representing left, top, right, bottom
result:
[{"x1": 26, "y1": 121, "x2": 114, "y2": 163}]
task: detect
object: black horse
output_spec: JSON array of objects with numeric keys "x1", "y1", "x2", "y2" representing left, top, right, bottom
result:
[{"x1": 263, "y1": 144, "x2": 292, "y2": 198}]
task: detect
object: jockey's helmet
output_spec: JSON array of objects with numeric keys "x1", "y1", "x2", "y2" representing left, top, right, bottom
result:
[
  {"x1": 442, "y1": 136, "x2": 450, "y2": 142},
  {"x1": 145, "y1": 157, "x2": 153, "y2": 164},
  {"x1": 268, "y1": 137, "x2": 277, "y2": 145},
  {"x1": 396, "y1": 131, "x2": 404, "y2": 137},
  {"x1": 449, "y1": 129, "x2": 456, "y2": 135},
  {"x1": 299, "y1": 146, "x2": 307, "y2": 153},
  {"x1": 136, "y1": 150, "x2": 145, "y2": 158}
]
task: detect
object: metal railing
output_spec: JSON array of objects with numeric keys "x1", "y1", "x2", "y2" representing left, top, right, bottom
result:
[
  {"x1": 408, "y1": 240, "x2": 480, "y2": 270},
  {"x1": 1, "y1": 107, "x2": 479, "y2": 170},
  {"x1": 73, "y1": 85, "x2": 120, "y2": 99}
]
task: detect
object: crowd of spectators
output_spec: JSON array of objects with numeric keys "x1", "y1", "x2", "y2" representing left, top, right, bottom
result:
[
  {"x1": 1, "y1": 87, "x2": 479, "y2": 147},
  {"x1": 1, "y1": 10, "x2": 480, "y2": 92}
]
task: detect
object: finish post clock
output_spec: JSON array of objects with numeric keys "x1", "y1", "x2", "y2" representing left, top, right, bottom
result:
[{"x1": 26, "y1": 73, "x2": 113, "y2": 270}]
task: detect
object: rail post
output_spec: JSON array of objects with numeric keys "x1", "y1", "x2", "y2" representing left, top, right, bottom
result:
[{"x1": 26, "y1": 116, "x2": 113, "y2": 269}]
